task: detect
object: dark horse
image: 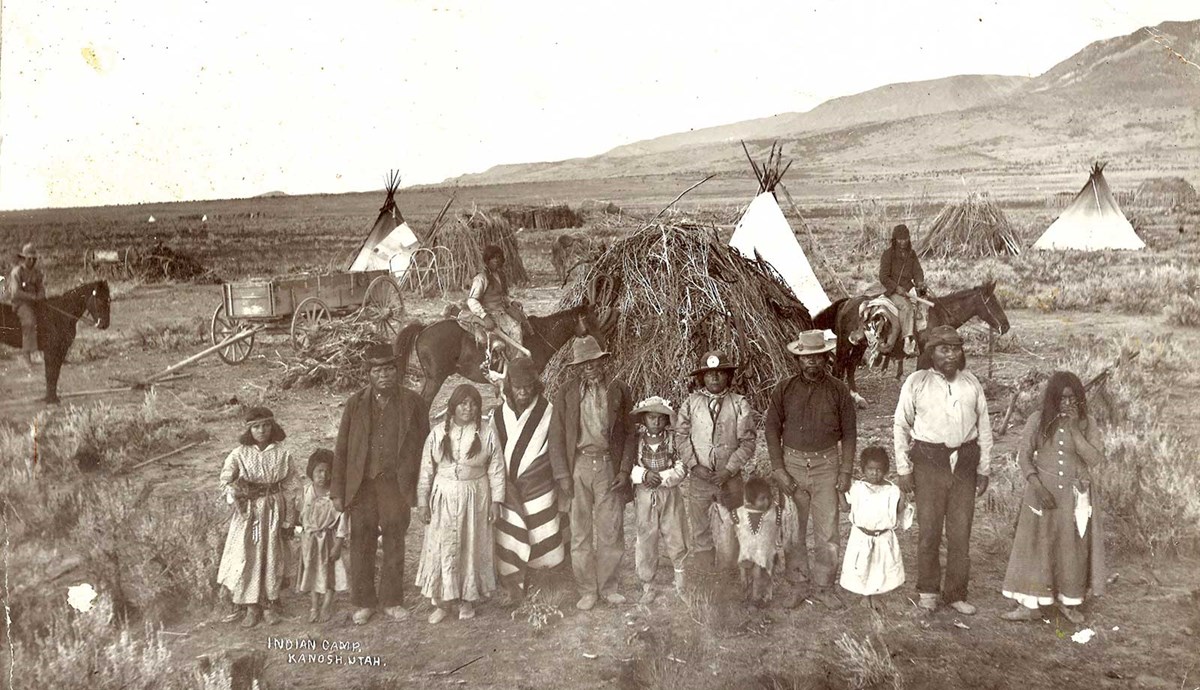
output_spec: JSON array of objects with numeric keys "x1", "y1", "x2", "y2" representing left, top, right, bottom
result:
[
  {"x1": 814, "y1": 281, "x2": 1010, "y2": 402},
  {"x1": 1, "y1": 280, "x2": 111, "y2": 403},
  {"x1": 394, "y1": 282, "x2": 616, "y2": 407}
]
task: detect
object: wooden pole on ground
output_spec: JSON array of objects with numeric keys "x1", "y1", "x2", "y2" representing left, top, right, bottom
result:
[
  {"x1": 125, "y1": 440, "x2": 203, "y2": 473},
  {"x1": 142, "y1": 326, "x2": 263, "y2": 384}
]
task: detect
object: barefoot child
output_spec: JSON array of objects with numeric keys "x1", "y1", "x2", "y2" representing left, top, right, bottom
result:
[
  {"x1": 296, "y1": 449, "x2": 349, "y2": 623},
  {"x1": 624, "y1": 396, "x2": 688, "y2": 604},
  {"x1": 839, "y1": 447, "x2": 908, "y2": 611},
  {"x1": 216, "y1": 407, "x2": 300, "y2": 628},
  {"x1": 731, "y1": 477, "x2": 797, "y2": 608}
]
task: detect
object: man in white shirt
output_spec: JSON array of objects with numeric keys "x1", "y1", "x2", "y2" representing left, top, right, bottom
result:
[{"x1": 893, "y1": 325, "x2": 992, "y2": 616}]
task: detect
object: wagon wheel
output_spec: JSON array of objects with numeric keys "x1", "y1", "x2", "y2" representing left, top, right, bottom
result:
[
  {"x1": 361, "y1": 275, "x2": 406, "y2": 340},
  {"x1": 291, "y1": 297, "x2": 333, "y2": 351},
  {"x1": 211, "y1": 303, "x2": 255, "y2": 364}
]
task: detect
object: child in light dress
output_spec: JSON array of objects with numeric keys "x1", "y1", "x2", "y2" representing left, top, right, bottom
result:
[
  {"x1": 295, "y1": 449, "x2": 349, "y2": 623},
  {"x1": 839, "y1": 447, "x2": 910, "y2": 612},
  {"x1": 731, "y1": 477, "x2": 799, "y2": 608}
]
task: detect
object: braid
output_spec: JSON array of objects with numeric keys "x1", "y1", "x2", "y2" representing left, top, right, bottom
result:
[{"x1": 438, "y1": 412, "x2": 453, "y2": 463}]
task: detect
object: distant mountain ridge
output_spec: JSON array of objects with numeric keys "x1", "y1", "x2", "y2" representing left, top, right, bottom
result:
[{"x1": 446, "y1": 19, "x2": 1200, "y2": 187}]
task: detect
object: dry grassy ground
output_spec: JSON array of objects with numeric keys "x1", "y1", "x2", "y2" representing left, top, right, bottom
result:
[{"x1": 2, "y1": 178, "x2": 1199, "y2": 689}]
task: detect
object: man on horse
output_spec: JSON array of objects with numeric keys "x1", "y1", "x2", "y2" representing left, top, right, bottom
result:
[
  {"x1": 878, "y1": 224, "x2": 928, "y2": 356},
  {"x1": 466, "y1": 245, "x2": 525, "y2": 369},
  {"x1": 8, "y1": 243, "x2": 46, "y2": 369}
]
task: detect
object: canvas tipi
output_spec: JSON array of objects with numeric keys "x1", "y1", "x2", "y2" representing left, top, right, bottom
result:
[
  {"x1": 729, "y1": 143, "x2": 832, "y2": 316},
  {"x1": 349, "y1": 170, "x2": 420, "y2": 274},
  {"x1": 1034, "y1": 163, "x2": 1144, "y2": 251}
]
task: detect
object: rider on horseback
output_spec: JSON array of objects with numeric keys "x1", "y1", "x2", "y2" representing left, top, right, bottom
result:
[
  {"x1": 466, "y1": 245, "x2": 525, "y2": 370},
  {"x1": 8, "y1": 243, "x2": 45, "y2": 369},
  {"x1": 878, "y1": 225, "x2": 928, "y2": 357}
]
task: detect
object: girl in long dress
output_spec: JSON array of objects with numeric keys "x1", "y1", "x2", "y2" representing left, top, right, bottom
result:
[
  {"x1": 1001, "y1": 371, "x2": 1106, "y2": 624},
  {"x1": 839, "y1": 447, "x2": 908, "y2": 612},
  {"x1": 415, "y1": 384, "x2": 505, "y2": 623},
  {"x1": 216, "y1": 407, "x2": 300, "y2": 628},
  {"x1": 296, "y1": 449, "x2": 349, "y2": 623}
]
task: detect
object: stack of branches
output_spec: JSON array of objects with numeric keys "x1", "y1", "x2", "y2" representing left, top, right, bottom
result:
[
  {"x1": 918, "y1": 193, "x2": 1021, "y2": 259},
  {"x1": 491, "y1": 204, "x2": 584, "y2": 231},
  {"x1": 742, "y1": 140, "x2": 792, "y2": 194},
  {"x1": 275, "y1": 318, "x2": 381, "y2": 390},
  {"x1": 130, "y1": 241, "x2": 217, "y2": 283},
  {"x1": 544, "y1": 222, "x2": 812, "y2": 413},
  {"x1": 430, "y1": 207, "x2": 530, "y2": 290}
]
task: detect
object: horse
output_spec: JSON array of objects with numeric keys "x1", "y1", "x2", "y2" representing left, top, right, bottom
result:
[
  {"x1": 814, "y1": 281, "x2": 1010, "y2": 403},
  {"x1": 0, "y1": 280, "x2": 112, "y2": 403},
  {"x1": 394, "y1": 277, "x2": 617, "y2": 407}
]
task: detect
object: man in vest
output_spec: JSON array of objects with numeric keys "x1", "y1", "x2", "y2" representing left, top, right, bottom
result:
[
  {"x1": 878, "y1": 224, "x2": 929, "y2": 356},
  {"x1": 466, "y1": 245, "x2": 524, "y2": 363},
  {"x1": 8, "y1": 243, "x2": 46, "y2": 369}
]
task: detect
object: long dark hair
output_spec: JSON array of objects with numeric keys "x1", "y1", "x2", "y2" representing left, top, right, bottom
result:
[
  {"x1": 1038, "y1": 371, "x2": 1087, "y2": 444},
  {"x1": 238, "y1": 419, "x2": 286, "y2": 447},
  {"x1": 502, "y1": 375, "x2": 544, "y2": 409},
  {"x1": 440, "y1": 384, "x2": 483, "y2": 461}
]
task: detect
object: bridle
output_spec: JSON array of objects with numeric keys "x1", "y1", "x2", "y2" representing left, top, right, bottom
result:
[{"x1": 978, "y1": 289, "x2": 1004, "y2": 330}]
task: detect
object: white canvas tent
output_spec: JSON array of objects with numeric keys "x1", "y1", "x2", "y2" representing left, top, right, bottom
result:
[
  {"x1": 1034, "y1": 163, "x2": 1144, "y2": 251},
  {"x1": 349, "y1": 170, "x2": 420, "y2": 274},
  {"x1": 731, "y1": 191, "x2": 832, "y2": 317}
]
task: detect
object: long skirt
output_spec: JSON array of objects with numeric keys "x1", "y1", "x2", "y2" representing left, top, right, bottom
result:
[
  {"x1": 415, "y1": 474, "x2": 496, "y2": 603},
  {"x1": 1002, "y1": 483, "x2": 1105, "y2": 608},
  {"x1": 216, "y1": 495, "x2": 287, "y2": 604},
  {"x1": 298, "y1": 529, "x2": 349, "y2": 594}
]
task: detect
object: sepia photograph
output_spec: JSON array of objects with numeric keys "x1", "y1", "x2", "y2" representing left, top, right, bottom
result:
[{"x1": 1, "y1": 1, "x2": 1198, "y2": 687}]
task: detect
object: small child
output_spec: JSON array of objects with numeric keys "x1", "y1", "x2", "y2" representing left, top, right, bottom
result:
[
  {"x1": 296, "y1": 449, "x2": 349, "y2": 623},
  {"x1": 839, "y1": 447, "x2": 909, "y2": 612},
  {"x1": 731, "y1": 477, "x2": 798, "y2": 608},
  {"x1": 625, "y1": 396, "x2": 688, "y2": 604},
  {"x1": 216, "y1": 407, "x2": 299, "y2": 628}
]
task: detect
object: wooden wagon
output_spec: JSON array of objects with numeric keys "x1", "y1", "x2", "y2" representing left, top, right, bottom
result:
[{"x1": 210, "y1": 269, "x2": 403, "y2": 364}]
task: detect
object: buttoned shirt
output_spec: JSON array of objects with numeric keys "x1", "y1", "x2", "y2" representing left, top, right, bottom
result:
[
  {"x1": 765, "y1": 373, "x2": 857, "y2": 474},
  {"x1": 365, "y1": 391, "x2": 401, "y2": 478},
  {"x1": 893, "y1": 368, "x2": 993, "y2": 476},
  {"x1": 576, "y1": 381, "x2": 609, "y2": 454}
]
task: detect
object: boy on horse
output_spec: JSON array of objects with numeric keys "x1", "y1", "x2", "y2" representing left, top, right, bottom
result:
[
  {"x1": 878, "y1": 225, "x2": 928, "y2": 356},
  {"x1": 466, "y1": 245, "x2": 525, "y2": 368},
  {"x1": 8, "y1": 243, "x2": 46, "y2": 369}
]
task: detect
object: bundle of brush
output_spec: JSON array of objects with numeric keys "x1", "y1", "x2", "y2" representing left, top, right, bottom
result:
[
  {"x1": 918, "y1": 192, "x2": 1021, "y2": 259},
  {"x1": 431, "y1": 207, "x2": 530, "y2": 290},
  {"x1": 544, "y1": 220, "x2": 813, "y2": 416},
  {"x1": 275, "y1": 318, "x2": 383, "y2": 390}
]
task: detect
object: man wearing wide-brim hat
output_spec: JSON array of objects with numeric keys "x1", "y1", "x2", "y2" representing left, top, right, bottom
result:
[
  {"x1": 893, "y1": 325, "x2": 992, "y2": 617},
  {"x1": 548, "y1": 335, "x2": 633, "y2": 611},
  {"x1": 8, "y1": 242, "x2": 46, "y2": 368},
  {"x1": 332, "y1": 342, "x2": 431, "y2": 625},
  {"x1": 766, "y1": 329, "x2": 857, "y2": 609},
  {"x1": 674, "y1": 350, "x2": 756, "y2": 574}
]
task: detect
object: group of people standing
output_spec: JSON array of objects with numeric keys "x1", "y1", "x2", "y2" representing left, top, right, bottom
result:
[{"x1": 214, "y1": 322, "x2": 1105, "y2": 628}]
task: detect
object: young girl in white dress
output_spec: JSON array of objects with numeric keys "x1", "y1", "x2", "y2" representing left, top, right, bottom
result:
[{"x1": 839, "y1": 447, "x2": 909, "y2": 612}]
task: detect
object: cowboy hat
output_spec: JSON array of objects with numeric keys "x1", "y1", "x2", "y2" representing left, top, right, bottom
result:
[
  {"x1": 566, "y1": 335, "x2": 609, "y2": 367},
  {"x1": 924, "y1": 325, "x2": 963, "y2": 349},
  {"x1": 690, "y1": 351, "x2": 738, "y2": 377},
  {"x1": 363, "y1": 342, "x2": 397, "y2": 367},
  {"x1": 630, "y1": 396, "x2": 676, "y2": 425},
  {"x1": 17, "y1": 243, "x2": 37, "y2": 259},
  {"x1": 786, "y1": 329, "x2": 836, "y2": 356}
]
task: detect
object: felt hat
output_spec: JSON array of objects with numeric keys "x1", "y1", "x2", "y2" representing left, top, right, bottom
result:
[
  {"x1": 363, "y1": 342, "x2": 397, "y2": 368},
  {"x1": 17, "y1": 243, "x2": 37, "y2": 259},
  {"x1": 566, "y1": 335, "x2": 610, "y2": 367},
  {"x1": 506, "y1": 357, "x2": 540, "y2": 388},
  {"x1": 690, "y1": 351, "x2": 738, "y2": 377},
  {"x1": 244, "y1": 406, "x2": 275, "y2": 427},
  {"x1": 786, "y1": 330, "x2": 836, "y2": 356},
  {"x1": 891, "y1": 224, "x2": 911, "y2": 241},
  {"x1": 924, "y1": 325, "x2": 963, "y2": 349},
  {"x1": 630, "y1": 396, "x2": 676, "y2": 426}
]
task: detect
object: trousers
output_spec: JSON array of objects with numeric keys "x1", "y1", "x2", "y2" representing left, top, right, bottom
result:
[
  {"x1": 570, "y1": 452, "x2": 625, "y2": 595},
  {"x1": 912, "y1": 440, "x2": 980, "y2": 603},
  {"x1": 347, "y1": 475, "x2": 410, "y2": 609},
  {"x1": 781, "y1": 446, "x2": 840, "y2": 587},
  {"x1": 16, "y1": 303, "x2": 37, "y2": 353},
  {"x1": 634, "y1": 486, "x2": 687, "y2": 584}
]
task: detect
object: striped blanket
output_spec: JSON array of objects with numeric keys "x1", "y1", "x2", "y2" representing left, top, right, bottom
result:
[{"x1": 494, "y1": 396, "x2": 565, "y2": 585}]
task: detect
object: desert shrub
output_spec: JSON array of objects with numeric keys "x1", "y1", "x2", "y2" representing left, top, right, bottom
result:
[
  {"x1": 129, "y1": 320, "x2": 207, "y2": 352},
  {"x1": 835, "y1": 626, "x2": 904, "y2": 690},
  {"x1": 1164, "y1": 294, "x2": 1200, "y2": 327}
]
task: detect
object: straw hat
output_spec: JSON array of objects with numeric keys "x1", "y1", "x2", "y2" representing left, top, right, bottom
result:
[
  {"x1": 566, "y1": 336, "x2": 609, "y2": 367},
  {"x1": 690, "y1": 351, "x2": 738, "y2": 377},
  {"x1": 17, "y1": 243, "x2": 37, "y2": 259},
  {"x1": 630, "y1": 396, "x2": 676, "y2": 426},
  {"x1": 786, "y1": 330, "x2": 836, "y2": 356}
]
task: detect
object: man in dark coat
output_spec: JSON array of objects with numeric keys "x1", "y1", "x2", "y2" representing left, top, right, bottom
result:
[
  {"x1": 332, "y1": 342, "x2": 430, "y2": 625},
  {"x1": 878, "y1": 224, "x2": 928, "y2": 355},
  {"x1": 549, "y1": 335, "x2": 633, "y2": 611},
  {"x1": 8, "y1": 243, "x2": 46, "y2": 369}
]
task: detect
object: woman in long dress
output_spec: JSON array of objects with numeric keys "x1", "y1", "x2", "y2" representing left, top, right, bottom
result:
[
  {"x1": 1001, "y1": 371, "x2": 1106, "y2": 624},
  {"x1": 415, "y1": 384, "x2": 505, "y2": 623}
]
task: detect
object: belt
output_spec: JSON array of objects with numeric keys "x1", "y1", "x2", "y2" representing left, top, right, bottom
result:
[
  {"x1": 577, "y1": 448, "x2": 609, "y2": 459},
  {"x1": 913, "y1": 439, "x2": 979, "y2": 452},
  {"x1": 857, "y1": 526, "x2": 891, "y2": 537},
  {"x1": 239, "y1": 479, "x2": 284, "y2": 499},
  {"x1": 783, "y1": 445, "x2": 838, "y2": 468},
  {"x1": 435, "y1": 464, "x2": 486, "y2": 481}
]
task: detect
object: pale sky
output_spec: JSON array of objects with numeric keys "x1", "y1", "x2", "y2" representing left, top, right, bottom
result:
[{"x1": 0, "y1": 0, "x2": 1195, "y2": 210}]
